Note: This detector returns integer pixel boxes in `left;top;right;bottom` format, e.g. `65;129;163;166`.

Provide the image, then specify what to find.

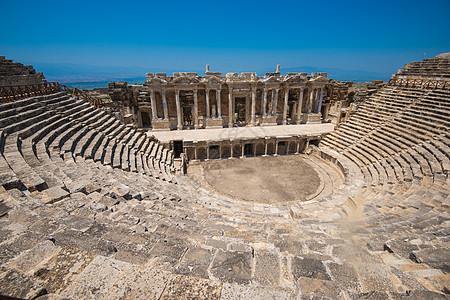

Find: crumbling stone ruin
0;56;45;87
0;54;449;299
109;66;331;130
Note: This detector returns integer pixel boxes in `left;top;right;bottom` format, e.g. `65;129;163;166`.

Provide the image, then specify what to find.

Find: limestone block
161;275;222;299
174;246;214;279
105;265;171;299
40;186;69;204
253;251;280;286
291;256;331;281
7;240;60;274
210;249;252;285
410;248;450;273
110;184;131;199
33;246;95;294
0;268;47;299
220;283;294;299
60;255;130;299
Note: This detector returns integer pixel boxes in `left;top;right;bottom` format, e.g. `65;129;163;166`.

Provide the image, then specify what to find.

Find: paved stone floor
149;124;335;142
188;155;343;204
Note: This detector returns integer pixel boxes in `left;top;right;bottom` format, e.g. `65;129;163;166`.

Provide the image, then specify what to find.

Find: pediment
147;77;167;84
285;74;307;83
311;75;329;82
206;75;223;84
263;76;280;83
172;76;199;84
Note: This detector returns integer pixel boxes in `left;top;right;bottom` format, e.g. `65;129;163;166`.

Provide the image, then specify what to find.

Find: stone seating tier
1;56;450;297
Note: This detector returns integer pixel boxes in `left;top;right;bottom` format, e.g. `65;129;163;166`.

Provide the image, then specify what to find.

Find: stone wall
0;56;46;87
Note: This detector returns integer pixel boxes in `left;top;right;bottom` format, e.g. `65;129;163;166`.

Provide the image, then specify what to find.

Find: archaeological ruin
108;65;331;130
0;53;449;299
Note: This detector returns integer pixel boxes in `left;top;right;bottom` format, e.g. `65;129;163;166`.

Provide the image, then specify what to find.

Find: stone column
314;89;320;113
309;88;315;113
317;88;324;115
275;141;279;155
241;143;245;158
296;88;304;123
251;88;256;125
337;101;343;124
228;88;233;128
193;88;199;129
264;141;268;156
194;146;198;160
268;90;273;114
263;88;268;116
162;89;169;120
216;88;221;117
205;89;210;118
253;143;257;156
282;88;289;125
150;90;157;119
230;143;234;157
273;89;279;115
175;89;182;130
219;143;222;159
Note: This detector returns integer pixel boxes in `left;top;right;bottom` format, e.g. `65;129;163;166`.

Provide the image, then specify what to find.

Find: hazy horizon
2;0;449;87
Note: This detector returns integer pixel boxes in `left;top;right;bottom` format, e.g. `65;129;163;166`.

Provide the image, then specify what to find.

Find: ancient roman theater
0;53;449;299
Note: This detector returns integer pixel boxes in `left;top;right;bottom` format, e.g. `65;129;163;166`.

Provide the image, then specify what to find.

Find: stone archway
266;142;274;155
197;146;207;160
209;145;220;160
288;141;297;154
232;144;241;158
221;145;231;159
255;143;265;156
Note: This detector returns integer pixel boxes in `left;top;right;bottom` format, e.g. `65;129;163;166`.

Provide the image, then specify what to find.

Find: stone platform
149;123;335;143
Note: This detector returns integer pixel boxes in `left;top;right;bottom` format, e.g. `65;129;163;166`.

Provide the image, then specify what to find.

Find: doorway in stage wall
182;105;193;128
181;90;194;129
173;140;183;158
141;111;151;128
235;97;246;125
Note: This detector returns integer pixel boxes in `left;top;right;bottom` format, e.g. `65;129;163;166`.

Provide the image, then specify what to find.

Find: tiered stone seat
317;55;450;297
2;54;450;298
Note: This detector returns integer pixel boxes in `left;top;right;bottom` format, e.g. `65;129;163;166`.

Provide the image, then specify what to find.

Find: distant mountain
29;62;173;83
274;66;390;82
30;62;391;84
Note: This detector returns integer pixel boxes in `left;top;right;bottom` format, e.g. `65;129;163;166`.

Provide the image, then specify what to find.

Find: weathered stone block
33;246;95;293
253;251;280;286
174;246;214;279
210;250;252;285
0;268;47;299
60;255;130;299
161;274;222;299
40;186;69;204
410;248;450;273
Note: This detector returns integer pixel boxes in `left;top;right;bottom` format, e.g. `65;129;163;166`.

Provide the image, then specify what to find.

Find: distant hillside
278;66;389;82
29;62;390;84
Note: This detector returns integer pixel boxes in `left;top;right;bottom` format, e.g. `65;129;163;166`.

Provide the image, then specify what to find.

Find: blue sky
1;0;449;81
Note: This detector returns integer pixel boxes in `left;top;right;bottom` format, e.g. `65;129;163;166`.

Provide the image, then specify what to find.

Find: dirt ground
188;155;321;204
